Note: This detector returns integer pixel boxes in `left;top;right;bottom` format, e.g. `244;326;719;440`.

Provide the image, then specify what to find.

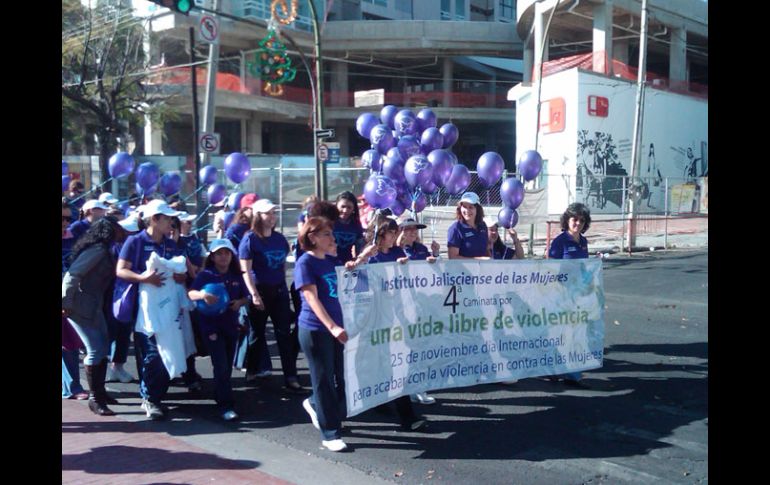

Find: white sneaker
410;393;436;405
321;439;348;452
302;398;321;431
115;366;134;383
222;410;239;421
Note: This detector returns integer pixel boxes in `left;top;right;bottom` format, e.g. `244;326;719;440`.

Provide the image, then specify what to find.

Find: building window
455;0;465;20
441;0;451;19
499;0;514;21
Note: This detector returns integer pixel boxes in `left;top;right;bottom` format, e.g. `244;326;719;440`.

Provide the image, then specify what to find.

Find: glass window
441;0;451;19
455;0;465;18
395;0;411;14
499;0;515;21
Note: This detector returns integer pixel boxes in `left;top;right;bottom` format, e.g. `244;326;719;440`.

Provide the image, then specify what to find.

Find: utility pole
189;27;203;232
308;0;327;200
626;0;649;251
201;0;220;165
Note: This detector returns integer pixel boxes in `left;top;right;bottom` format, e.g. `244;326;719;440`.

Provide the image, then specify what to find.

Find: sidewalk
62;399;293;485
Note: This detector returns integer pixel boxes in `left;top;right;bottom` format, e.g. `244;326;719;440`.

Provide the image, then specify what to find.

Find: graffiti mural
576;130;628;210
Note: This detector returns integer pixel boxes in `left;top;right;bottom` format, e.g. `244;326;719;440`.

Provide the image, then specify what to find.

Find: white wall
512;68;708;215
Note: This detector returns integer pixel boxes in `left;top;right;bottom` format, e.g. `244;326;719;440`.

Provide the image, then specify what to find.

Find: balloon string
192;204;213;226
70;176;115;203
193;222;213;234
183;184;207;202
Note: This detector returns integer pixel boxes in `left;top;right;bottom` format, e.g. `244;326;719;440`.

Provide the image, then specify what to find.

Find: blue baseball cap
460;192;480;205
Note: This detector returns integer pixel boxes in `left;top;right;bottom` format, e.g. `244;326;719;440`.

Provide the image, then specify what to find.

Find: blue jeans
234;308;272;372
107;316;132;365
134;332;171;404
62;350;85;398
204;333;237;411
298;326;345;441
67;318;109;366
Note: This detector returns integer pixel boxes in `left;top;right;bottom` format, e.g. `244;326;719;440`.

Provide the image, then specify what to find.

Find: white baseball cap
141;199;182;218
118;214;140;232
82;199;109;212
207;238;237;256
252;199;278;213
398;218;427;230
98;192;119;205
176;211;197;222
459;192;480;205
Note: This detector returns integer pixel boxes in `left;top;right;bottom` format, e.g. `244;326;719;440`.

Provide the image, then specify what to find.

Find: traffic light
146;0;193;15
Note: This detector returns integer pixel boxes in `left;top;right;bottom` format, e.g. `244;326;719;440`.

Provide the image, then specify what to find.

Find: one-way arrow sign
315;128;335;139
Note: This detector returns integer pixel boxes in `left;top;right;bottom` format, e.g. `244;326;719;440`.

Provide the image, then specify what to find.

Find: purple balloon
62;175;71;192
446;164;471;196
224;152;251;184
364;175;398;209
382;153;406;184
421;128;445;154
408;191;428;213
207;183;227;205
199;165;218;185
389;197;406;217
404;155;434;190
136;162;160;191
427;149;453;188
421;179;438;195
62;161;69;176
440;123;459;148
476;152;504;188
356;113;379;139
380;105;399;130
362;149;382;172
447;150;458;166
497;207;519;229
136;182;156;196
223;211;236;230
108;152;135;179
397;135;421;160
518;150;544;182
369;124;394;154
227;192;245;210
416;108;437;132
501;177;525;209
394;109;418;137
159;172;183;196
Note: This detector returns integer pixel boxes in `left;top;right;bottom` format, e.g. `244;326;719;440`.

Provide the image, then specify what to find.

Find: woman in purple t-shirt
294;216;350;452
446;192;490;260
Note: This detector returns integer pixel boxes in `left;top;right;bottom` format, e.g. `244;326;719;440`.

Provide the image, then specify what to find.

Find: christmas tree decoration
248;28;297;97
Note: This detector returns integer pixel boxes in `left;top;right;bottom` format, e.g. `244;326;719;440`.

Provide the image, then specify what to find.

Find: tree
62;0;174;177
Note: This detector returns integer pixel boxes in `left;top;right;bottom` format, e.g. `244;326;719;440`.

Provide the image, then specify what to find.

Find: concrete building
508;0;708;216
140;0;526;170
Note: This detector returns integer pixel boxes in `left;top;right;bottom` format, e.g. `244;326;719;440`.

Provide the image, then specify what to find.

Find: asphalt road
101;249;708;484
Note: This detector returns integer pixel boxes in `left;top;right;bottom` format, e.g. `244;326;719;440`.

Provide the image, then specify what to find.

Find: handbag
111;236;144;323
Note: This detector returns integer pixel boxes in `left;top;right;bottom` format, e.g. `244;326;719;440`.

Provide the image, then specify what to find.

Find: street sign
317;142;340;164
315;128;335;139
199;132;221;154
198;15;219;44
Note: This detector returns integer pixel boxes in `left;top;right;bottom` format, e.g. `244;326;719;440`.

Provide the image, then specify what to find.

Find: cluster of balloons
199;152;252;205
494;150;544;228
357;106;473;216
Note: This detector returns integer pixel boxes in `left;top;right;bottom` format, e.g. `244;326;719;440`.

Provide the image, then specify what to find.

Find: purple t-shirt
68;219;91;242
447;221;489;258
293;252;343;331
333;219;364;264
238;231;289;286
191;268;247;337
118;230;180;274
548;231;589;259
368;246;407;264
225;223;250;249
403;242;431;261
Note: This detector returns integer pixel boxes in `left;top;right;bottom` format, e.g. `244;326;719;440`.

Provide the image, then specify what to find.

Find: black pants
246;283;298;382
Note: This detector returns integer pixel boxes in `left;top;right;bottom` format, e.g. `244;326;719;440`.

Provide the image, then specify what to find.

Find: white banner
337;258;605;416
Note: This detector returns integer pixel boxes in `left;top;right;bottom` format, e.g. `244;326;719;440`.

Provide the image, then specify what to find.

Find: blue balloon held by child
196;282;230;316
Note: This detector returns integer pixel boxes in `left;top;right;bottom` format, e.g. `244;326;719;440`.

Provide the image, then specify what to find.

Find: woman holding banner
294;216;350;452
547;202;593;388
